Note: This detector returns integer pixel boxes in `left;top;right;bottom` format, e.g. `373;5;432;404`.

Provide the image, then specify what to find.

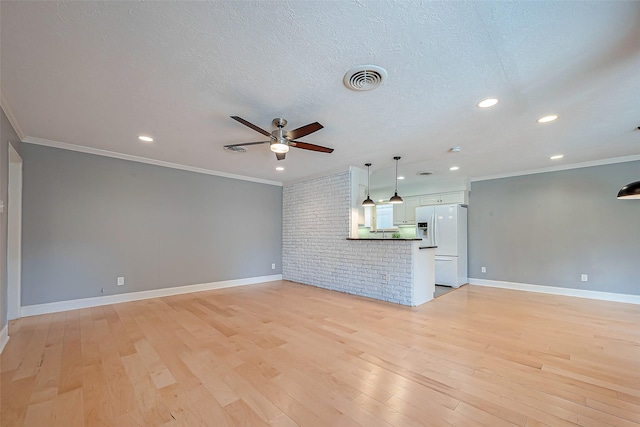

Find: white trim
0;89;27;141
20;274;283;317
469;278;640;305
0;325;9;355
22;136;283;187
470;154;640;182
7;145;22;320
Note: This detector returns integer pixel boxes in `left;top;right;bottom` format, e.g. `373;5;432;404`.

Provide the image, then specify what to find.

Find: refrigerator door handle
432;210;437;247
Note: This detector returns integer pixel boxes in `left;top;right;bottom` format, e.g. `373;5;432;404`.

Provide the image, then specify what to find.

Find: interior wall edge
0;324;8;355
0;90;26;141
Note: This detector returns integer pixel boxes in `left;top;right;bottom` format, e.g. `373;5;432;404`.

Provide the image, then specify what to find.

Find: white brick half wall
283;170;416;305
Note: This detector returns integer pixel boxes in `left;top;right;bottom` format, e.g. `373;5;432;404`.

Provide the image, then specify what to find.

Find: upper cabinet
419;191;467;206
394;196;420;225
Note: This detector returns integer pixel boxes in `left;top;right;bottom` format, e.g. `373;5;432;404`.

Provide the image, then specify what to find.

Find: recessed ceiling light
449;166;460;171
275;166;284;171
537;115;558;123
378;199;385;203
477;98;498;108
138;135;153;142
397;176;405;180
550;154;564;160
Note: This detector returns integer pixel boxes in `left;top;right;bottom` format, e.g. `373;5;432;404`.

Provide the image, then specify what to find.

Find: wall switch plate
271;263;276;270
117;276;125;286
581;274;588;282
0;200;4;213
481;267;486;273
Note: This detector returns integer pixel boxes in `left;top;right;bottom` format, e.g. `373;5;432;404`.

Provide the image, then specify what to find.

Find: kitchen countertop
346;238;423;241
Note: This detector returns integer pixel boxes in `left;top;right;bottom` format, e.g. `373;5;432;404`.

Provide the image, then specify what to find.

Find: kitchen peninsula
346;238;436;306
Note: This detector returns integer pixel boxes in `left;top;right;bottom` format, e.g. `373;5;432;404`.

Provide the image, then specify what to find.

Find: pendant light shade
389;156;404;204
617;181;640;199
362;163;376;206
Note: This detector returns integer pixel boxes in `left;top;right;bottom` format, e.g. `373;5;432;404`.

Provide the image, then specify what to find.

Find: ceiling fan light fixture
270;141;289;153
617;181;640;199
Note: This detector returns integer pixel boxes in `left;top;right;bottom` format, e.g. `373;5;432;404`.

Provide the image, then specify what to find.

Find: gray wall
469;161;640;295
1;107;22;329
21;144;282;306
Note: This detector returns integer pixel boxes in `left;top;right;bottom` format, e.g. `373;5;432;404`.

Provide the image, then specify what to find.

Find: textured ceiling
1;1;639;190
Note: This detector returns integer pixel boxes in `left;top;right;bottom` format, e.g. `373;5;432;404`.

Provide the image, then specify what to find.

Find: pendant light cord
394;158;398;193
367;163;371;197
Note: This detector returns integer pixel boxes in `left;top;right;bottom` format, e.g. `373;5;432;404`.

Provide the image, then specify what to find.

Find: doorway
7;144;22;320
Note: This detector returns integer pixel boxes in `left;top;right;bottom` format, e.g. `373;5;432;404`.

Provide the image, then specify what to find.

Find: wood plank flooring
1;281;639;426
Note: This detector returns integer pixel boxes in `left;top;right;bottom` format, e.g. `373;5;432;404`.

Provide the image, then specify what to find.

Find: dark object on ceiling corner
617;181;640;199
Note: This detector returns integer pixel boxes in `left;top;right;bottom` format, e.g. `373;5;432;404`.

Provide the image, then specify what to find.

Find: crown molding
23;136;283;187
0;89;27;141
471;154;640;182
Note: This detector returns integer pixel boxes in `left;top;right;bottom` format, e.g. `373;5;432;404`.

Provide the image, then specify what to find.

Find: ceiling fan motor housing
272;118;287;128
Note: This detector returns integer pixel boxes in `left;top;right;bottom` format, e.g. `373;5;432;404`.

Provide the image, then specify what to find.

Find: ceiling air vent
343;65;387;91
224;145;248;153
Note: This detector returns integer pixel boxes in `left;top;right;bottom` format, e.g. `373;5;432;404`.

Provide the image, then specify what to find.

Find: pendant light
362;163;375;206
617;181;640;199
389;156;404;204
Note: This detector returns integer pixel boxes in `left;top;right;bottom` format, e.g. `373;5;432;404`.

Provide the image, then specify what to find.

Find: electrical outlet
117;276;125;286
272;263;276;270
382;273;389;282
581;274;588;282
481;267;486;273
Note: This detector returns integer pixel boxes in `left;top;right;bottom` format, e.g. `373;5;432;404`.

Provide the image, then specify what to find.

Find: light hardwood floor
1;281;639;426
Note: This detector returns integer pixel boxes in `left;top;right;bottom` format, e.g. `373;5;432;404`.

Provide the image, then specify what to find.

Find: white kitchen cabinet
394;196;419;225
419;191;467;206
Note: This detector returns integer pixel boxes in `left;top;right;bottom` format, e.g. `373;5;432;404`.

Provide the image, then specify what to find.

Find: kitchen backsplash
357;225;417;239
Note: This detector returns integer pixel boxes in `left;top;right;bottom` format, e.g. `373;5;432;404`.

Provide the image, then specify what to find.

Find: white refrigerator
415;204;468;288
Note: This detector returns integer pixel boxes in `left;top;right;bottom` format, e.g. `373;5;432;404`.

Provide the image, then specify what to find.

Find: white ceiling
1;1;639;190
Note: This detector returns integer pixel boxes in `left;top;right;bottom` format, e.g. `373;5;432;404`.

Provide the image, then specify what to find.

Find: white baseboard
0;324;9;355
20;274;283;317
469;278;640;305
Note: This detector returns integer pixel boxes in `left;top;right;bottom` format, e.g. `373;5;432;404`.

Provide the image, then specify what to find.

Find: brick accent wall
283;170;414;305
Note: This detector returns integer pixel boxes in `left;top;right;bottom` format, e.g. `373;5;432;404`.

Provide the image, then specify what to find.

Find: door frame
7;144;22;320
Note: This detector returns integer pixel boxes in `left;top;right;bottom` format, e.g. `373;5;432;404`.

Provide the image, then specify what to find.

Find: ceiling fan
224;116;334;161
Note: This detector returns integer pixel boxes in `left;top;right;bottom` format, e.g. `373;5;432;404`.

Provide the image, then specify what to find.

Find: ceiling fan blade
224;141;270;148
230;116;272;137
275;152;286;161
286;122;323;140
290;141;334;153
